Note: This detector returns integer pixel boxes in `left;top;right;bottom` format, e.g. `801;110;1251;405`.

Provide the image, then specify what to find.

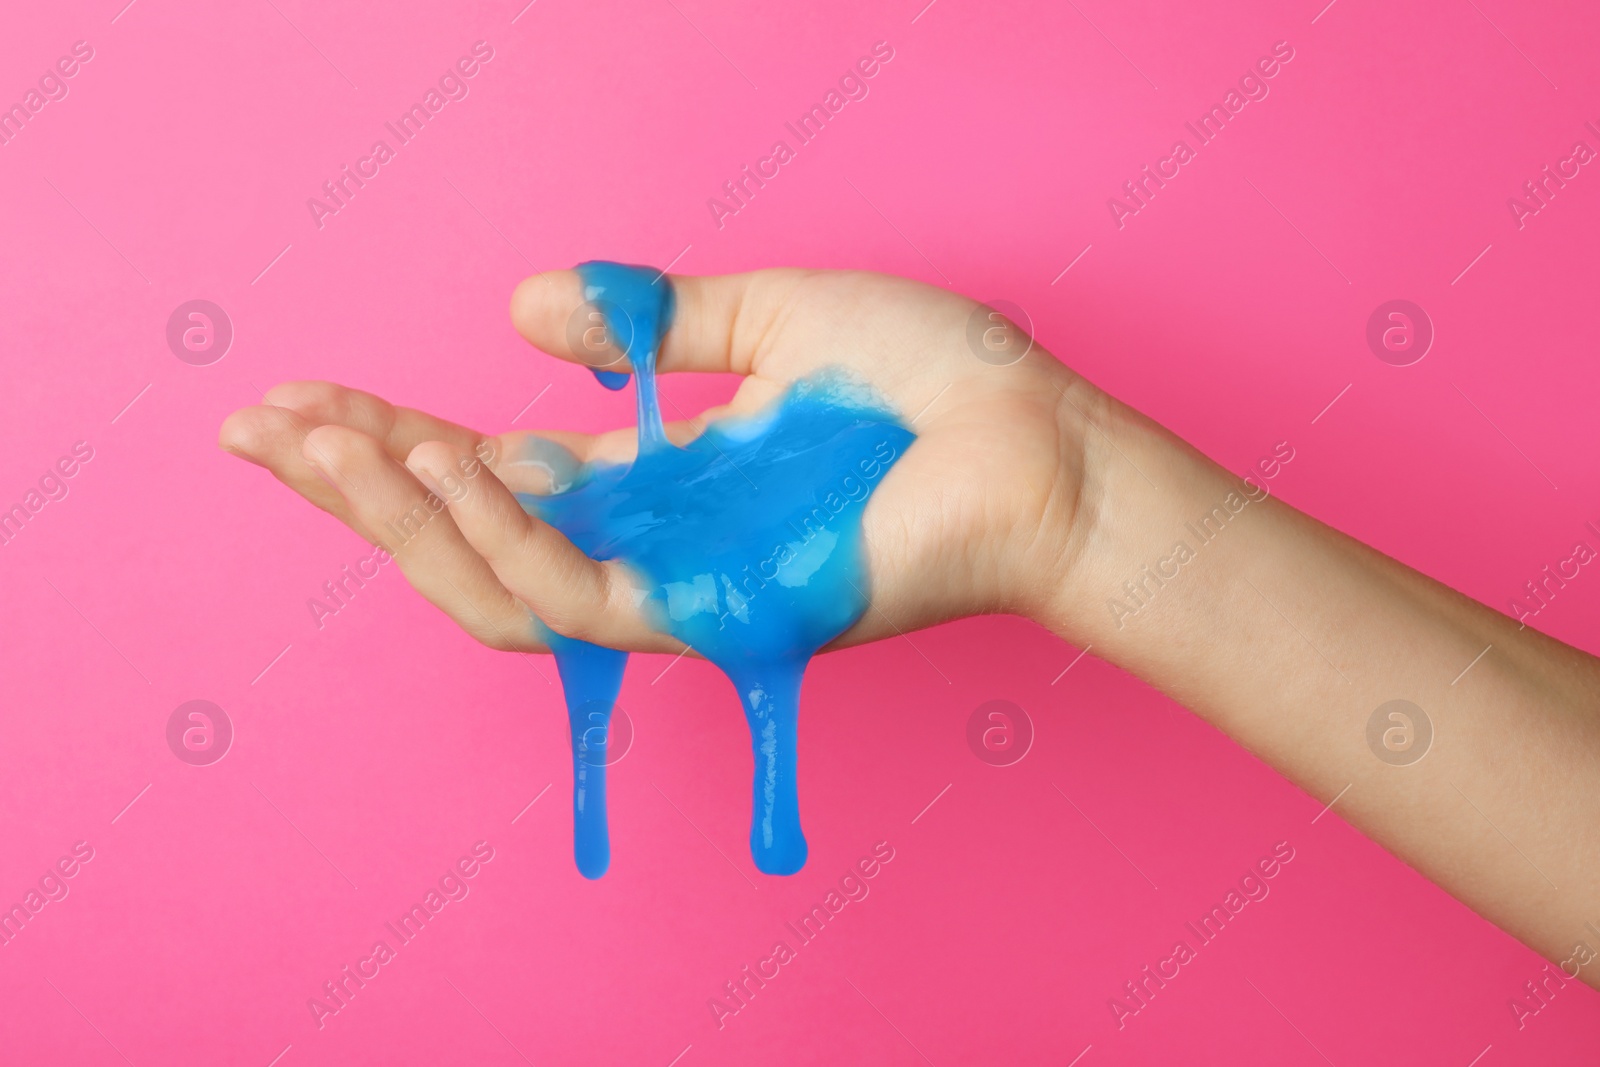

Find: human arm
1043;377;1600;986
218;266;1600;982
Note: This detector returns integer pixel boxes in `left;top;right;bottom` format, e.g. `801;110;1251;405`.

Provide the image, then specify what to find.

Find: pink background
2;0;1598;1062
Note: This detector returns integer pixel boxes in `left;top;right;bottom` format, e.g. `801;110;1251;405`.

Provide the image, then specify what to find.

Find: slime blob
520;262;913;877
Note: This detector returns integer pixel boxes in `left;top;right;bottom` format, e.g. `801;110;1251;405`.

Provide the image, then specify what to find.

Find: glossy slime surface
518;261;913;878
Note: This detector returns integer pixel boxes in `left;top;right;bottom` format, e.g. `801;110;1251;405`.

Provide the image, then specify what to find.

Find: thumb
509;267;802;378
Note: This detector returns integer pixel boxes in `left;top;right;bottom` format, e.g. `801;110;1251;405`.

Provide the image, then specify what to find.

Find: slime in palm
519;261;913;878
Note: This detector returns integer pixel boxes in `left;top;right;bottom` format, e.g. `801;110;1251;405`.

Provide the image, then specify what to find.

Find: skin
221;267;1600;989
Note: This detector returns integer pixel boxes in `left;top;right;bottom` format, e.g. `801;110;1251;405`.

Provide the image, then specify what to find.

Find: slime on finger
518;261;914;878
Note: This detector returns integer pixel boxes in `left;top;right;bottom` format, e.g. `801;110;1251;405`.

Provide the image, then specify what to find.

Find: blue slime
519;261;914;879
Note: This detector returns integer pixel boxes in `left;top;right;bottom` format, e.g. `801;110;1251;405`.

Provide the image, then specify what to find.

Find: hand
218;268;1098;655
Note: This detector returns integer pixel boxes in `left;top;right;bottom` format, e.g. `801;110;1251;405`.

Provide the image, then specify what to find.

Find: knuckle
475;627;521;653
323;432;383;472
270;380;349;422
541;608;591;644
478;516;537;570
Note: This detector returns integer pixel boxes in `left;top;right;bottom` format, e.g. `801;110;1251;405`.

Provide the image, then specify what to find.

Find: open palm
219;268;1090;656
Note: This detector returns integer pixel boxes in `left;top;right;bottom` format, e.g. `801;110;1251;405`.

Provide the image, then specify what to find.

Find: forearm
1046;380;1600;985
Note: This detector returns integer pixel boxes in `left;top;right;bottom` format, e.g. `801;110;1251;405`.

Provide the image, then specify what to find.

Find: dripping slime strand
519;261;914;878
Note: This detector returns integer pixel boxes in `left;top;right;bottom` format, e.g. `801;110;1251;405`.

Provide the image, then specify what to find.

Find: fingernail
410;465;445;498
506;437;582;493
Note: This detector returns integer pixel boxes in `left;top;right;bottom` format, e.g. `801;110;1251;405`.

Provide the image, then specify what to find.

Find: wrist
1036;381;1246;651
